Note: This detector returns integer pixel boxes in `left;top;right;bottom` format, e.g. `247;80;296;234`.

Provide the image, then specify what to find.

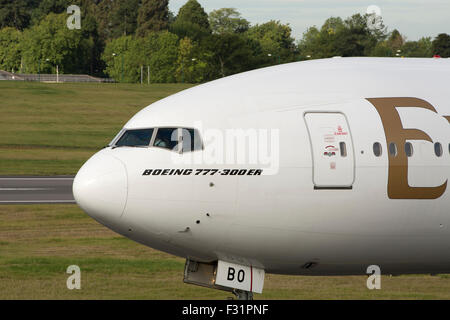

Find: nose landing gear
183;259;263;300
233;289;254;300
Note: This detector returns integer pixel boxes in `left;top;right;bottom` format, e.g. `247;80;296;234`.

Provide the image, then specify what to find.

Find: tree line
0;0;449;83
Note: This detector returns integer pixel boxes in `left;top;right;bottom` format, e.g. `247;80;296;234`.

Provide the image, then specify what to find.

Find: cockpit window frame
180;127;204;153
151;127;182;153
149;129;157;147
112;126;204;154
114;128;155;148
109;128;126;147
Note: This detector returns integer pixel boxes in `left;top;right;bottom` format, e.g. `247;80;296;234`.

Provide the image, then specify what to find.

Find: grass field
1;81;450;299
0;81;193;175
2;204;450;300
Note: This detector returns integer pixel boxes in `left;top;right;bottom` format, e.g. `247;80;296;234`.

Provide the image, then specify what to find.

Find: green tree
336;14;386;57
298;14;387;59
96;0;141;39
0;27;22;72
209;8;249;34
312;17;346;58
369;29;405;57
176;37;209;83
21;13;94;74
103;31;179;83
205;34;256;78
247;20;295;63
102;35;136;82
387;29;405;51
432;33;450;57
31;0;71;24
112;0;140;37
136;0;169;37
30;0;106;75
370;41;392;57
81;12;105;76
402;37;432;57
168;10;176;25
0;0;39;30
145;31;179;82
32;1;104;74
170;0;211;40
297;26;321;59
92;0;112;40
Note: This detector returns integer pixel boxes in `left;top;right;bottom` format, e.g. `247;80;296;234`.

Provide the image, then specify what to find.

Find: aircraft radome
73;57;450;300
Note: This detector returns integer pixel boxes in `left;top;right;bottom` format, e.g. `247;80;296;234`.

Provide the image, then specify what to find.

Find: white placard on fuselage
215;260;265;294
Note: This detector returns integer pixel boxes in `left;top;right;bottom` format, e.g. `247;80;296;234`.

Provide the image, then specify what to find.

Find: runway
0;176;75;204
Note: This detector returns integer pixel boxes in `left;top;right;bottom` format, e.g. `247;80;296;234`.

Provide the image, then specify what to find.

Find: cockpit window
115;129;154;147
113;127;203;152
181;128;203;152
153;128;179;151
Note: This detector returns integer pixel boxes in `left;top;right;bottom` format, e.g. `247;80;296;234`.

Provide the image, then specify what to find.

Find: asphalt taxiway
0;176;75;204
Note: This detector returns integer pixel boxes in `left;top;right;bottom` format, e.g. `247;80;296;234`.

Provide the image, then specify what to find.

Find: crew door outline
304;112;356;189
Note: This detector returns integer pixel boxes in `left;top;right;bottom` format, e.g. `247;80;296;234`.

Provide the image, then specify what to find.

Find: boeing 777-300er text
73;57;450;299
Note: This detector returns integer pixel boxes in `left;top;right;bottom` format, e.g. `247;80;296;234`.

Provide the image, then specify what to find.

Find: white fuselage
73;57;450;276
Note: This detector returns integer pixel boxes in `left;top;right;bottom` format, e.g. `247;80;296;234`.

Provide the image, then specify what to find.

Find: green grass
0;204;227;299
1;205;450;299
0;81;193;175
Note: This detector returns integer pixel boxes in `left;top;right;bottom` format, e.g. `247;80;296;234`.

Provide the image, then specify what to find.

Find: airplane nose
73;153;128;223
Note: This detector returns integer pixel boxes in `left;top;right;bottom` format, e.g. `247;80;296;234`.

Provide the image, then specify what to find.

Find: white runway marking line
0;200;75;203
0;178;74;180
0;188;54;191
